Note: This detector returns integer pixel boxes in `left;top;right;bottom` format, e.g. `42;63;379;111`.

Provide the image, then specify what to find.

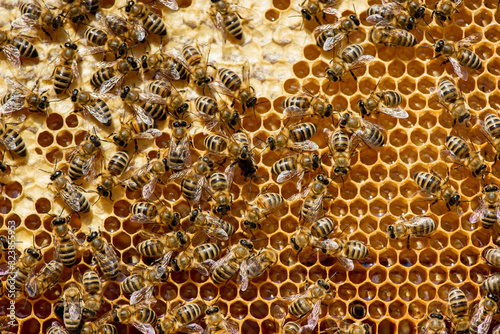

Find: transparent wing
60;186;82;212
72;59;80;80
130;213;157;225
323;33;346;51
284;105;309;118
336;255;354;271
288;187;310;202
3;45;21;69
440;149;462;165
50;321;70;334
379;105;408;119
142;177;158;199
159;0;178;10
322;7;341;17
139;93;167;105
132;104;154;126
290;140;319;151
238;260;249;292
352;55;375;66
83;155;97;181
449;57;468;82
470;303;487;334
132;321;156;334
469;201;488;225
204;225;229;241
85;103;110;125
459;33;481;46
215;12;225;31
69;302;81;320
0;92;25;114
98;74;123;94
78;46;106;57
183;323;204;333
25;275;38;297
130;285;154;305
223;319;240;334
193;262;210;276
224;163;235;187
277;170;302;184
304;195;324;223
134;24;147;43
11;13;38;29
211;249;233;272
366;14;386;25
134;129;162;139
307;301;321;329
272;305;286;319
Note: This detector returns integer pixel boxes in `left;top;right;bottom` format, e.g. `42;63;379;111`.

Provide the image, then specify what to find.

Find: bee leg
316;15;322;25
41;27;52;40
407;235;411;249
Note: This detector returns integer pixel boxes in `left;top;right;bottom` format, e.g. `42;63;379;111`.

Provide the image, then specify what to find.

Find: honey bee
71;88;112;126
386;215;437;249
170;243;222;276
166;119;192;172
81;313;118;334
299;0;341;24
348;301;367;319
130;201;180;230
96;151;130;200
288;279;333;325
25;259;63;298
112;114;162;150
141;49;189;82
136;230;190;262
290;216;337;255
81;269;103;319
50;212;78;267
432;35;483;82
99;12;147;44
211;239;254;285
366;4;416;30
238;247;278;291
46;321;71;334
57;0;93;25
481;113;500;161
49;169;91;213
156;302;203;334
482;274;500;293
0;76;50;115
120;85;167;123
90;57;140;94
204;304;240;334
121;256;170;305
368;26;417;47
61;282;83;332
357;88;407;119
267;121;318;152
195;95;241;134
283;92;333;119
82;24;128;61
288;174;331;223
447;287;470;334
3;240;44;299
68;133;102;181
0;114;27;157
324;44;374;82
441;136;488;178
215;60;258;112
272;153;321;190
469;293;499;334
338;110;385;149
242;192;285;230
393;0;427;19
324;128;356;178
179;156;214;204
86;230;120;280
333;321;372;334
125;1;168;36
188;209;235;240
13;1;63;38
111;302;157;334
207;171;233;216
319;238;368;271
49;41;79;95
412;171;461;210
314;13;360;51
210;0;253;41
430;78;470;125
432;0;463;23
485;248;500;268
124;158;169;199
471;184;500;229
0;30;38;69
182;44;215;89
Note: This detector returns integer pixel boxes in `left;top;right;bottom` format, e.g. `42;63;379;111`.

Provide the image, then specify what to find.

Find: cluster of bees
0;0;499;333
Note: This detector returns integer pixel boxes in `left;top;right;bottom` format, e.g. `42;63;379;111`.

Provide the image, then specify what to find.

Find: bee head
206;306;219;314
50;170;62;181
51;217;68;227
267;136;276;150
87;231;98;242
324;104;333;117
120;86;131;99
339;112;350;128
488;293;500;302
387;226;396;239
434;40;444;53
484;184;499;193
350;15;360;26
317;174;329;185
429;313;443;319
27;247;42;259
246;97;257;109
189;210;199;221
317;279;330;290
96;185;109;197
290;237;300;250
458;112;470;124
312;154;320;169
325;69;339;82
113;135;126;147
71;89;79;102
333;167;349;176
240;239;254;250
89;135;101;147
177;231;187;244
301;9;312;21
125;1;135;12
407;17;416;30
172;213;180;226
357;99;367;116
449;194;460;207
171;258;180;271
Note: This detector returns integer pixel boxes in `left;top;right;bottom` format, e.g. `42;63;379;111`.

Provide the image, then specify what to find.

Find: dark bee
82;25;128;61
324;44;374;82
50;213;78;267
442;136;488;178
469;184;500;229
271;153;321;190
299;0;341;24
431;79;470;125
14;1;63;38
179;156;214;204
125;1;167;36
413;171;460;210
283;92;333;118
366;4;416;30
433;0;463;23
90;57;140;94
71;88;112;126
314;13;360;51
25;259;63;298
96;151;130;200
0;30;38;69
100;12;147;44
156;302;203;334
52;42;79;94
210;0;250;40
120;85;167;122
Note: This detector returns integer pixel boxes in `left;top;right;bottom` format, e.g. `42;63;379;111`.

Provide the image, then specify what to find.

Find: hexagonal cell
450;266;468;284
379;249;397;267
388;266;407;284
369;300;387;319
409;266;427;284
378;283;396;301
408;300;426;320
470;264;490;284
388;300;406;319
460;247;480;266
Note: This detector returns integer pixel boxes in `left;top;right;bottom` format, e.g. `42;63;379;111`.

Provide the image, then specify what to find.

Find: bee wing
83;156;98;181
366;14;386;25
78;46;106;57
492;324;500;334
69;302;82;320
3;45;21;69
459;33;482;46
316;238;341;251
238;260;249;292
134;129;162;139
183;323;204;333
142;177;158;199
351;55;375;67
0;92;25;114
203;119;222;136
222;319;240;334
449;57;468;82
323;33;346;51
224;163;235;187
469;200;488;225
284;105;309;118
305;195;324;223
192;262;210;276
85;103;110;125
25;274;38;297
440;149;462;165
134;24;147;43
379;105;408;119
206;216;230;240
277;170;302;184
130;213;157;224
132;321;156;334
72;59;80;80
313;23;336;36
169;167;192;182
211;81;237;98
306;301;321;329
60;184;82;212
98;74;124;95
11;13;38;29
288;187;310;202
0;133;22;151
290;140;319;151
336;254;355;271
132;104;154;126
271;305;286;320
130;286;154;305
139;93;167;105
471;303;492;334
215;12;226;32
50;321;70;334
322;7;342;18
159;0;178;10
210;250;233;272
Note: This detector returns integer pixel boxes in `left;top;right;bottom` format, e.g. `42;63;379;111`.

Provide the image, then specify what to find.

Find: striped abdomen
378;90;403;107
137;239;165;257
194;243;221;262
344;240;368;259
410;217;437;237
84;27;108;46
219;68;242;91
181;175;201;200
54;65;73;94
289;123;317;143
212;259;239;284
438;80;459;103
58;237;77;267
413;172;441;192
2;128;27;156
283;96;310;110
392;30;417;47
121;274;145;294
223;12;243;39
481;207;499;229
195;96;218;115
90;67;115;88
175;303;203;325
142;11;167;36
311;217;336;238
271;156;297;175
142;101;166;120
445;136;469;160
340;44;364;63
457;49;482;70
289;298;312;316
12;37;38;58
182;46;201;66
131;202;157;218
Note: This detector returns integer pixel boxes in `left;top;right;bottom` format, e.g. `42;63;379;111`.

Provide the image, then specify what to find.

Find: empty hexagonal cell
360;182;377;200
399;249;417;267
438;247;458;267
389;197;408;217
417;283;436;301
259;282;278;300
370;164;388;182
389;129;408;147
409;267;427;284
349;199;367;218
450;265;468;284
460;247;480;266
419;248;438;267
265;9;279;21
470;264;490;284
408;300;426;320
430;232;448;250
388;266;407;284
379;249;397;267
357;281;377;301
340;181;358;200
471;230;490;248
269;265;288;283
337;283;357;300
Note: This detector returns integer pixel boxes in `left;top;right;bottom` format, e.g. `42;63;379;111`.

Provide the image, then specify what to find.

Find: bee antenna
426;30;436;44
38;168;52;174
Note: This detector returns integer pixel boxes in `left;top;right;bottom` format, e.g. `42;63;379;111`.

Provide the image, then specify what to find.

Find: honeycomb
1;0;500;332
